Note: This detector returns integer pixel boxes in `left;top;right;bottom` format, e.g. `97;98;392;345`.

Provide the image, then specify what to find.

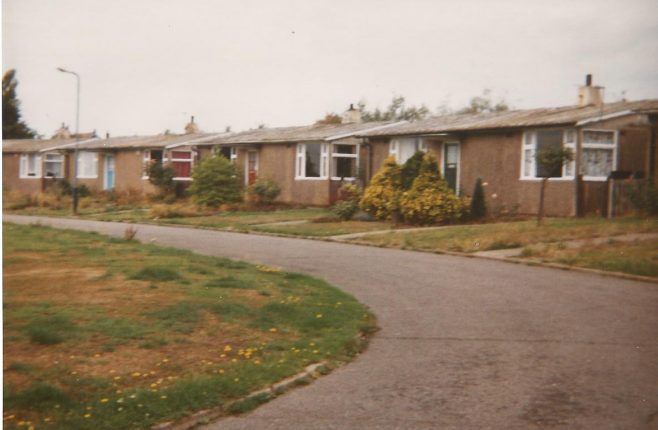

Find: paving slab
5;215;658;430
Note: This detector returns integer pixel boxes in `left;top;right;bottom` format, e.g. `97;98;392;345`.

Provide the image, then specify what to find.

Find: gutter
575;109;633;126
165;133;230;149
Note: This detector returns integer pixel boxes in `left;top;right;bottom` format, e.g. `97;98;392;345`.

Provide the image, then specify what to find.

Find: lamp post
57;67;80;214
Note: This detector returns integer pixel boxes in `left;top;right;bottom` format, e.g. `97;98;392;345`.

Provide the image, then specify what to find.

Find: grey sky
3;0;658;137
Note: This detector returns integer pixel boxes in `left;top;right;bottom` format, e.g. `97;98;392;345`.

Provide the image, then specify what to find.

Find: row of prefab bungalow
3;81;658;217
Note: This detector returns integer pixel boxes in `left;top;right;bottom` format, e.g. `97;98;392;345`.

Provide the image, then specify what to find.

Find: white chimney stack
578;74;604;107
341;104;362;124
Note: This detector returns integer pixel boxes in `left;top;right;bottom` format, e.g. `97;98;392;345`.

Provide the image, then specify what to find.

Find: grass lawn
2;223;375;430
519;238;658;278
348;217;658;253
251;220;395;237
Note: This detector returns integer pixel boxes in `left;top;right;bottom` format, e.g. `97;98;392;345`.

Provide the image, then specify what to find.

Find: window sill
173;177;192;181
519;177;575;182
19;176;41;179
581;176;609;182
295;177;328;181
330;177;356;181
77;176;98;179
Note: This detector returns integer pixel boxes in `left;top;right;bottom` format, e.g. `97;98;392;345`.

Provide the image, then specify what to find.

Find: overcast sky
3;0;658;137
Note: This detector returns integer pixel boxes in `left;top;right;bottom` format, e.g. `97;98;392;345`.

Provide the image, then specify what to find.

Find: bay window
296;143;328;179
331;144;358;180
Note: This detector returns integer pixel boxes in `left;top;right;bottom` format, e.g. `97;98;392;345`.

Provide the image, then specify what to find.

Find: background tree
457;89;510;114
535;147;573;225
3;69;38;139
400;150;425;190
315;113;342;125
358;96;430;122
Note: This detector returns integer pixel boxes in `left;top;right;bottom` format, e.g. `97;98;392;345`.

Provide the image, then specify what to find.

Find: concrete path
5;215;658;430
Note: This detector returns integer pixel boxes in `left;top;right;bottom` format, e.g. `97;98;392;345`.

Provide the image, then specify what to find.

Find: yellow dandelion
269;328;278;333
254;360;261;365
132;372;141;377
113;376;121;380
162;358;169;363
220;353;226;358
219;369;225;374
160;395;167;399
234;378;240;382
231;358;237;363
4;415;15;421
43;417;51;422
316;314;323;318
100;398;109;403
84;413;91;418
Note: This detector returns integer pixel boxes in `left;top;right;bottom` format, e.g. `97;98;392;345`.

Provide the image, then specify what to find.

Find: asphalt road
5;215;658;429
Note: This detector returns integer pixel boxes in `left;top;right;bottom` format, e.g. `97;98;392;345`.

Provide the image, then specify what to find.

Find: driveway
5;215;658;429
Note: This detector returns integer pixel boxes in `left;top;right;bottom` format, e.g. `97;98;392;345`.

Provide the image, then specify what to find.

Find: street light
57;67;80;214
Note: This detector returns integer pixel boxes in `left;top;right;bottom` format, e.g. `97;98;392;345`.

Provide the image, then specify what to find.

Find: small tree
399;153;462;224
400;150;425;190
536;147;573;225
147;162;176;198
332;184;361;220
470;178;487;220
188;155;243;207
360;155;402;220
3;69;38;139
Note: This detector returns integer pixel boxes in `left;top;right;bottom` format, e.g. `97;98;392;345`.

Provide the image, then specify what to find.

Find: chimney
106;132;110;139
578;74;604;107
184;115;200;134
341;103;362;124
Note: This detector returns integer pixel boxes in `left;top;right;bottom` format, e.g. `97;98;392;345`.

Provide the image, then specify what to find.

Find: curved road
6;215;658;429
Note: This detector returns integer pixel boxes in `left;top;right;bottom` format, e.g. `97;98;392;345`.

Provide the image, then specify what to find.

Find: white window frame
389;137;427;164
43;152;64;178
440;142;461;196
77;151;98;179
295;143;328;180
520;129;576;181
215;146;237;163
331;143;359;181
580;129;617;182
169;150;194;181
19;153;42;179
142;149;167;179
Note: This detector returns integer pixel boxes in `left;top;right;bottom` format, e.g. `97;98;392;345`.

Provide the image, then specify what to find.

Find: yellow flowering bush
360;156;402;220
399;153;462;224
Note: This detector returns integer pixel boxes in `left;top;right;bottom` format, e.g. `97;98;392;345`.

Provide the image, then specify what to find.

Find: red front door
247;151;258;185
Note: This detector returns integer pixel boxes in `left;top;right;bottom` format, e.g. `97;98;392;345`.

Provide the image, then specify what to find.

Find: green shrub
188;155;243;207
147;162;176;197
248;179;281;205
399;153;462;224
628;182;658;216
332;184;361;220
400;150;425;190
360;156;402;220
470;177;487;220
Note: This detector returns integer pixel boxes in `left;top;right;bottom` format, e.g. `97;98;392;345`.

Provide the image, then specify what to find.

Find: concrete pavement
5;215;658;429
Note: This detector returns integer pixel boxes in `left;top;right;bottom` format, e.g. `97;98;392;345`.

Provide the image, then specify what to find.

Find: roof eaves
38;137;101;152
165;133;229;149
326;121;408;141
575;109;634;126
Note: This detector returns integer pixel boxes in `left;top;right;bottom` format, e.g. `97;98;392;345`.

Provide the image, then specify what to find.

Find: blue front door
104;155;115;190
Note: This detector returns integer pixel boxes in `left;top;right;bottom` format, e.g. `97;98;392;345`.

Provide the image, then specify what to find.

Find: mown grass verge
3;223;376;429
349;217;658;253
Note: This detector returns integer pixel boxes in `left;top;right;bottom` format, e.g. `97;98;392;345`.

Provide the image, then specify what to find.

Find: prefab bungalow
190;113;402;206
2;132;228;195
357;84;658;217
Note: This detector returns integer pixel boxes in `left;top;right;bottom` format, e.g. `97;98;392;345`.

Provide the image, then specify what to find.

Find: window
389;137;427;164
521;129;575;179
143;149;164;178
331;144;358;180
216;146;237;162
296;143;328;179
170;150;193;179
77;151;98;178
19;154;42;178
44;153;64;178
580;130;616;180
